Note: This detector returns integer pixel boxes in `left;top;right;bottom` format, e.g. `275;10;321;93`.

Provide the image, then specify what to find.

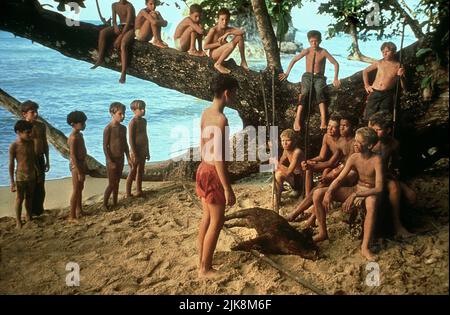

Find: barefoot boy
362;42;405;120
279;30;340;132
21;101;49;217
286;115;357;223
369;112;415;238
173;4;205;56
91;0;136;84
274;129;305;212
197;74;238;277
203;8;249;74
103;102;131;209
313;127;383;261
67;111;88;222
9;120;36;229
301;115;343;194
134;0;168;48
126;100;150;198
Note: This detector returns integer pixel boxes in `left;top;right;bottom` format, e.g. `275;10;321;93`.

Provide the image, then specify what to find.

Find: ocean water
0;29;415;186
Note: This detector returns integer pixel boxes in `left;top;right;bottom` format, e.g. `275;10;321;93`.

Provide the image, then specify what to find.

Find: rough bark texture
0;0;448;180
347;23;378;64
388;0;425;40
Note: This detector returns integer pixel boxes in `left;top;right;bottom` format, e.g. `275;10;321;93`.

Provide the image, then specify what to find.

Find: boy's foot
240;61;249;71
197;50;207;57
198;268;221;279
119;74;126;84
135;191;143;197
361;248;378;261
293;120;301;132
16;221;22;229
394;227;414;239
103;203;110;212
285;212;297;222
313;232;328;243
67;216;79;223
214;63;231;74
151;40;168;49
90;61;103;69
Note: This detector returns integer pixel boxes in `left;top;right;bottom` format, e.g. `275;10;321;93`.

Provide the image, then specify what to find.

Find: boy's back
200;107;227;164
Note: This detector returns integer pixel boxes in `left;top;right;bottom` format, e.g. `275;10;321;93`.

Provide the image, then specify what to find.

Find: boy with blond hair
204;8;249;74
173;4;206;56
21;100;49;217
103;102;131;209
279;30;340;132
9;120;36;229
274;129;305;212
67;111;88;222
126;100;150;197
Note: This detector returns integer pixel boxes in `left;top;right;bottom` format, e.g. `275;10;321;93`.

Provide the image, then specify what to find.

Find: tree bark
388;0;425;40
251;0;282;70
347;22;378;64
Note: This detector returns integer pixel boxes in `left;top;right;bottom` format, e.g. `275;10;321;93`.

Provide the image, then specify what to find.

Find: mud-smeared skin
225;207;318;260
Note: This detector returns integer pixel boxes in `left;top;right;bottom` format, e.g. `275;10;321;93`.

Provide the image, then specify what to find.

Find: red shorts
196;162;226;205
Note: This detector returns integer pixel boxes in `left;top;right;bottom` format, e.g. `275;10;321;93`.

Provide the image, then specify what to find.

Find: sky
39;0;423;36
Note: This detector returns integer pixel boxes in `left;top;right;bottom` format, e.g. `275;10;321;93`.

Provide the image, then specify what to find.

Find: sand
0;166;448;295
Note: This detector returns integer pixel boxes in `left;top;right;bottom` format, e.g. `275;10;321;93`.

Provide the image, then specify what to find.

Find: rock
136;251;151;261
280;41;302;54
425;258;437;264
130;212;143;222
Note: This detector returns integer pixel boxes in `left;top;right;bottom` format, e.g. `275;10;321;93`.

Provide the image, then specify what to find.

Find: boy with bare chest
173;4;205;56
126;100;150;197
134;0;168;48
9;121;36;229
363;42;405;120
103;102;131;209
67;111;88;222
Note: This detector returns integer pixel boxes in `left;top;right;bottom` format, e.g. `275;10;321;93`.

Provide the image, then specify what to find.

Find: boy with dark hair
274;129;305;212
103;102;131;209
67;111;88;222
197;73;238;278
9;120;36;229
362;42;405;120
279;30;341;132
204;8;249;74
126;100;150;198
173;3;206;56
21;100;49;217
369;112;415;238
134;0;168;48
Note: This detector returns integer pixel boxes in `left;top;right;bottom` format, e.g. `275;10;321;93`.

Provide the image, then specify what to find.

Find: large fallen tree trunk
0;0;448;179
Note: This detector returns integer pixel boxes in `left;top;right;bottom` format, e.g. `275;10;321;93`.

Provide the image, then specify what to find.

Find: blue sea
0;28;416;186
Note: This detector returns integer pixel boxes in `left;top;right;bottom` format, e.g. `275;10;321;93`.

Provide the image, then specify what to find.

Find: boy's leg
119;30;135;84
126;162;137;197
211;37;241;74
236;35;248;70
150;21;168;48
318;102;327;131
24;182;34;222
176;27;195;52
103;164;115;209
196;33;206;56
362;195;378;261
286;188;315;221
76;177;85;218
198;198;211;268
305;169;313;195
274;171;286;212
387;179;413;238
399;181;417;205
112;162;124;206
199;202;225;277
293;104;303;132
15;185;25;229
315;77;328;131
136;20;153;41
136;159;145;196
69;169;79;220
91;27;116;68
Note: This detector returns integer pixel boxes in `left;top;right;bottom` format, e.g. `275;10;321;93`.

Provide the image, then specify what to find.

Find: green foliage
416;48;433;58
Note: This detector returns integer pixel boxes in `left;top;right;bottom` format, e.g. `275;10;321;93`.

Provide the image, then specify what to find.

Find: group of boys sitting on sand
9;1;415;278
91;0;249;83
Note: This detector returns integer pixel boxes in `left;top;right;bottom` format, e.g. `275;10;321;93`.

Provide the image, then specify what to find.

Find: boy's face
327;120;339;137
281;136;294;150
371;124;389;139
146;0;155;11
133;108;146;118
382;47;395;60
112;109;125;123
18;129;32;141
23;109;38;122
218;14;230;30
339;119;352;137
190;12;201;23
308;37;320;49
354;133;369;153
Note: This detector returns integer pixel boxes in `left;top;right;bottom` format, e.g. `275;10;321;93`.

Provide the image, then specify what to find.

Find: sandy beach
0;165;448;294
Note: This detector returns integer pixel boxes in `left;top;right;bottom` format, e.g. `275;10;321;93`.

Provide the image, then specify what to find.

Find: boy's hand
10;182;16;193
218;33;229;45
45;161;50;172
114;35;123;49
225;188;236;207
364;85;374;94
319;174;333;185
342;192;356;213
332;79;341;88
301;160;308;171
113;25;120;35
279;73;288;81
323;191;332;212
397;67;405;76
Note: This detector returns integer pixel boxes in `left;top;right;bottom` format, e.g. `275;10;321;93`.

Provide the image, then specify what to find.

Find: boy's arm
123;126;131;163
214;117;235;206
326;154;355;195
128;119;137;156
363;62;378;93
103;126;113;164
279;50;306;81
43;124;50;171
9;143;16;192
324;49;340;88
156;12;168;27
112;3;119;34
204;28;220;50
227;27;245;36
309;149;342;171
145;120;150;160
